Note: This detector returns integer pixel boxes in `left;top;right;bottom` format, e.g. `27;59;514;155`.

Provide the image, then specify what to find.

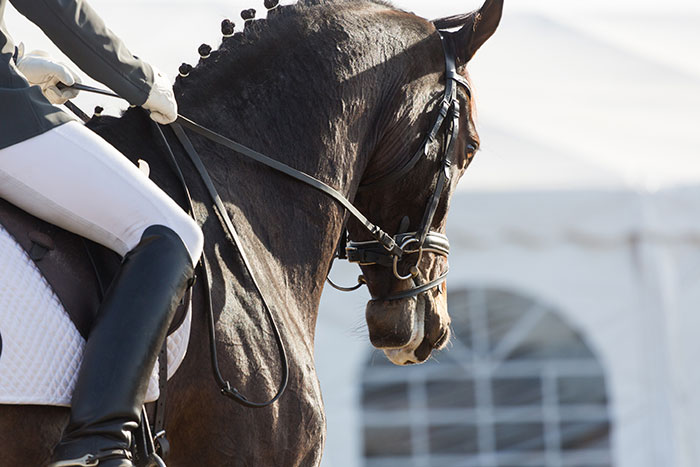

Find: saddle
0;197;189;462
0;198;188;338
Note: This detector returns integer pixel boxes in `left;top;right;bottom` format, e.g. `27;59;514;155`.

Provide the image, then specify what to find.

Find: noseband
333;31;471;302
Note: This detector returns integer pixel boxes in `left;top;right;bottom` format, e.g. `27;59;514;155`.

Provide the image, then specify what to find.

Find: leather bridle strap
357;33;469;192
374;271;448;302
58;83;404;254
415;33;461;246
173;116;404;258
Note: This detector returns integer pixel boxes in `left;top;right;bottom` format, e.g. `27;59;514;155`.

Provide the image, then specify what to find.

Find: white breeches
0;121;203;265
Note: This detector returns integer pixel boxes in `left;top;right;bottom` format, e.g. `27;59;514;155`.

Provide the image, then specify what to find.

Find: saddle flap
0;198;189;339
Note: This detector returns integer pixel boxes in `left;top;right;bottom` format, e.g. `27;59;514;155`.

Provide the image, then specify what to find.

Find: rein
62;84;289;408
61;28;468;407
153;123;289;409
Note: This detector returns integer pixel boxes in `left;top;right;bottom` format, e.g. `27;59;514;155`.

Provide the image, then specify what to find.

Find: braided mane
174;0;405;95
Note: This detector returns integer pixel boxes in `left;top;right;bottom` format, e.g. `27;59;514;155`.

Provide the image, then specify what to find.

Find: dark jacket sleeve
9;0;153;105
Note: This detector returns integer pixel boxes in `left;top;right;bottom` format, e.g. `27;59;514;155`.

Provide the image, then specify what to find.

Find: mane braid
174;0;404;97
298;0;395;7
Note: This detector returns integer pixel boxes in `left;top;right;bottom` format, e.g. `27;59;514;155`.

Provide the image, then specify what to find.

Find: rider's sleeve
9;0;154;106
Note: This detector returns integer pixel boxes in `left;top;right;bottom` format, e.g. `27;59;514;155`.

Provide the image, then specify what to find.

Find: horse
0;0;502;464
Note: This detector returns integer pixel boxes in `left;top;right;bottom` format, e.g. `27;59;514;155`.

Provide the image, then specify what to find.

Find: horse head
347;0;503;365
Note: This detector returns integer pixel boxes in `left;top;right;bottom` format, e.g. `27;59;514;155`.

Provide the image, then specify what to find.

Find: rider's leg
0;121;204;466
0;121;202;263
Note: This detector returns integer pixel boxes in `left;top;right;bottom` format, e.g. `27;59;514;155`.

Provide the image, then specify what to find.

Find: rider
0;0;203;465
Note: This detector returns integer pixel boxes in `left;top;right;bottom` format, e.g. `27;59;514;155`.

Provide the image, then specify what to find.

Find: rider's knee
167;214;203;266
140;210;202;267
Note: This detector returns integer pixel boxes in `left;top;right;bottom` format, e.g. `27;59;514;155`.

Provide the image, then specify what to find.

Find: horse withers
0;0;503;464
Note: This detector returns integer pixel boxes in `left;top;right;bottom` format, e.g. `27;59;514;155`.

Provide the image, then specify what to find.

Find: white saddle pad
0;224;191;406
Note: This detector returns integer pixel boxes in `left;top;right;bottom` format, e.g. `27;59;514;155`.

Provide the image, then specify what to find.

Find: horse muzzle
365;280;450;365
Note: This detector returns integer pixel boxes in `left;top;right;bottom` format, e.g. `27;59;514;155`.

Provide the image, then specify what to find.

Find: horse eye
466;143;479;153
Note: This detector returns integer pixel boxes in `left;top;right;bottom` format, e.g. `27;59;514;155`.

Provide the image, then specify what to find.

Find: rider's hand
142;66;177;124
15;45;81;105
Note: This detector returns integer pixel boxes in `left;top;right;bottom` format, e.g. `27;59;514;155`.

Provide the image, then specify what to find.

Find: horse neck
171;51;390;333
98;3;436;335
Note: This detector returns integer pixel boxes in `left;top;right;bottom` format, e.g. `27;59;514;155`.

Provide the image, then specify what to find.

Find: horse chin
382;305;426;365
366;286;451;366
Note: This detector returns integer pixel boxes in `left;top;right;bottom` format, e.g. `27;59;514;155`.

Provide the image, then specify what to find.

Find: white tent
315;3;700;467
5;1;700;466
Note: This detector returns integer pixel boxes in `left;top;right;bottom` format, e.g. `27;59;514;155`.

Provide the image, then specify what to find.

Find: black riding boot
48;225;194;467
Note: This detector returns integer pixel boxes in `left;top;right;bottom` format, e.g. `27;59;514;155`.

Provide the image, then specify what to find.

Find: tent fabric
462;8;700;192
448;187;700;248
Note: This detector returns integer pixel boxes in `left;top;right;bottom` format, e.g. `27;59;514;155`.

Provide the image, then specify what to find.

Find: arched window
362;288;613;467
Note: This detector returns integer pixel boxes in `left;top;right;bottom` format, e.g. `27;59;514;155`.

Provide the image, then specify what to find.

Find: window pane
364;427;412;457
499;462;545;467
362;382;409;411
362;288;613;467
448;290;476;351
492;378;542;406
427;379;476;408
486;290;537;353
495;451;546;467
428;424;478;454
558;376;608;405
505;314;595;361
366;457;415;467
494;423;545;451
560;421;611;451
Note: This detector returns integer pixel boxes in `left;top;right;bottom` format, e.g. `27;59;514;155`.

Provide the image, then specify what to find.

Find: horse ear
453;0;503;65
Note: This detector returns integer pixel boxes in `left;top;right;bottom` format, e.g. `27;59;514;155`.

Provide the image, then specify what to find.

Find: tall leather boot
48;225;194;467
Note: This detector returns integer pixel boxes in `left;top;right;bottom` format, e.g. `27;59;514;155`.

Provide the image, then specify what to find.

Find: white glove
15;44;81;105
142;66;177;124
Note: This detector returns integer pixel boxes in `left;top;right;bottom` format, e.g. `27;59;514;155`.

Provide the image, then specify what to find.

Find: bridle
332;31;471;301
60;29;470;408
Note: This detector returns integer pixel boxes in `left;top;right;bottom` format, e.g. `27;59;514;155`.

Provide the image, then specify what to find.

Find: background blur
6;1;700;466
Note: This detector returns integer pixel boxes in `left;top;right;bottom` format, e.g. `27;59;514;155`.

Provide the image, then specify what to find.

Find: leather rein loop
61;83;290;408
166;123;289;408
